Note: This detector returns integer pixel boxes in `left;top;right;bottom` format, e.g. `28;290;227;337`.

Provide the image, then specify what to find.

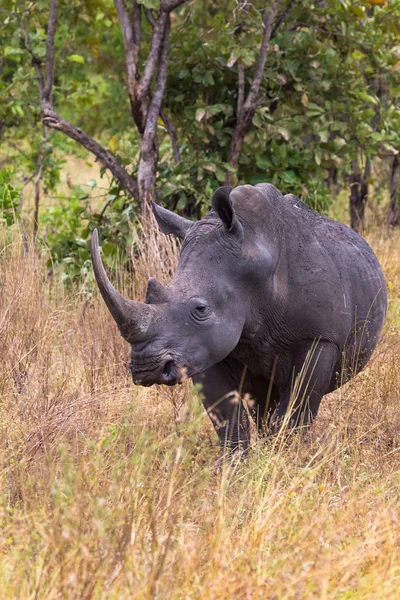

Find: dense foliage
1;0;400;278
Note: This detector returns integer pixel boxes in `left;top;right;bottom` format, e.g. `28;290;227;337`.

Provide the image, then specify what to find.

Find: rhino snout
129;354;183;387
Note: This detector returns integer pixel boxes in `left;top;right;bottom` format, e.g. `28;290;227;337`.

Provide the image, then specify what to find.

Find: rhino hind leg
271;341;339;433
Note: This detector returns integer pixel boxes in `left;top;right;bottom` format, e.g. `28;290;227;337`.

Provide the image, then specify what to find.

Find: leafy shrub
0;167;20;226
39;183;136;288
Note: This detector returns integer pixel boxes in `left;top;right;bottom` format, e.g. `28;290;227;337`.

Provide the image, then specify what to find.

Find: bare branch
43;0;58;103
138;17;171;206
114;0;146;131
225;0;284;184
160;108;180;164
100;196;117;217
42;108;139;198
244;0;282;113
388;154;400;228
142;18;171;146
4;3;140;200
161;0;188;11
144;7;157;27
114;0;140;88
138;12;169;101
270;0;296;39
138;0;189;101
237;63;245;118
132;0;142;48
33;126;50;241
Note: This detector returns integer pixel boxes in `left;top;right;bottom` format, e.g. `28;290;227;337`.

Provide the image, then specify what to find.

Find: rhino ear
212;186;243;240
151;201;192;239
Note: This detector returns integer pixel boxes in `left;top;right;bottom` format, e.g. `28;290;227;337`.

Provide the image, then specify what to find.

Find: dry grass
1;219;400;600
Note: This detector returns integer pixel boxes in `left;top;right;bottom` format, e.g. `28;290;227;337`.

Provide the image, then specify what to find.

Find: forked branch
32;0;139;198
225;0;289;185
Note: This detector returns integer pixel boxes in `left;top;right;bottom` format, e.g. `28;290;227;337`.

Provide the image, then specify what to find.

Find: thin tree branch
160;108;180;164
22;0;139;198
142;18;171;146
161;0;187;11
33;126;49;241
144;7;157;27
270;0;296;39
225;0;283;185
43;0;58;103
42;108;139;198
138;0;189;102
237;63;245;118
114;0;140;89
137;18;171;208
114;0;146;131
132;0;142;48
244;0;282;114
100;196;117;217
138;12;169;101
388;154;399;229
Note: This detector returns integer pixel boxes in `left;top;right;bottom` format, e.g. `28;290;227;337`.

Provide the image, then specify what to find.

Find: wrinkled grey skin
91;184;387;454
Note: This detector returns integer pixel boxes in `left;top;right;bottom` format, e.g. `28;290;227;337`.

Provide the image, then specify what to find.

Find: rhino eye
190;300;211;321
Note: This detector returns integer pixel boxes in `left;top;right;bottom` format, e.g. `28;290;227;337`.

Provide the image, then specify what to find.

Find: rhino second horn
146;277;169;304
91;229;153;342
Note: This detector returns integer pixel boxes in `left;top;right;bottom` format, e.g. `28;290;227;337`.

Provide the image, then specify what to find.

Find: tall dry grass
1;220;400;600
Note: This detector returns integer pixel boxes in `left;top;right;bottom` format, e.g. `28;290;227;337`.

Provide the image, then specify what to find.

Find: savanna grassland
1;217;400;600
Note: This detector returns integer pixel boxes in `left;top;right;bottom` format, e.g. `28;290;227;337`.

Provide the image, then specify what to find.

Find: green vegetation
2;0;400;278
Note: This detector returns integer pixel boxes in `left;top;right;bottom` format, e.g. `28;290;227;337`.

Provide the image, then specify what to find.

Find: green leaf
256;157;270;170
202;72;214;86
252;113;262;128
223;163;237;173
216;167;226;182
67;54;85;64
306;103;325;113
357;91;379;105
177;196;187;210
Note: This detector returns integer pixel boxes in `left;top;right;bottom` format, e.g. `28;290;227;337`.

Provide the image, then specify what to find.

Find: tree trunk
33;128;49;242
326;165;339;200
388;154;399;229
27;0;185;215
137;142;158;214
137;15;171;212
349;158;371;233
224;0;283;186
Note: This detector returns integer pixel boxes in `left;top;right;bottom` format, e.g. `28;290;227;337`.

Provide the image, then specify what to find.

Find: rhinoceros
91;183;387;453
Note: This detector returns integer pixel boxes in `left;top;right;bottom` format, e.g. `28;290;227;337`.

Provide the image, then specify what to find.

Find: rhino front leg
272;341;339;432
192;357;251;456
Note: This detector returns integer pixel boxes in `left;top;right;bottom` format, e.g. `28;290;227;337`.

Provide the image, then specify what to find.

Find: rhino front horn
91;229;153;342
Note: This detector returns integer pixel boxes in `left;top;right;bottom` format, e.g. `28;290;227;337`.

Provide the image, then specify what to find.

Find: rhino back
231;183;387;364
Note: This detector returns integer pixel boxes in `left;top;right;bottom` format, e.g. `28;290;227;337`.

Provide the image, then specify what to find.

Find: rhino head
92;186;255;387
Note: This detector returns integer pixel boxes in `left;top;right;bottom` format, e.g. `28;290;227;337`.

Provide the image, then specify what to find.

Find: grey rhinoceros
91;183;387;453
